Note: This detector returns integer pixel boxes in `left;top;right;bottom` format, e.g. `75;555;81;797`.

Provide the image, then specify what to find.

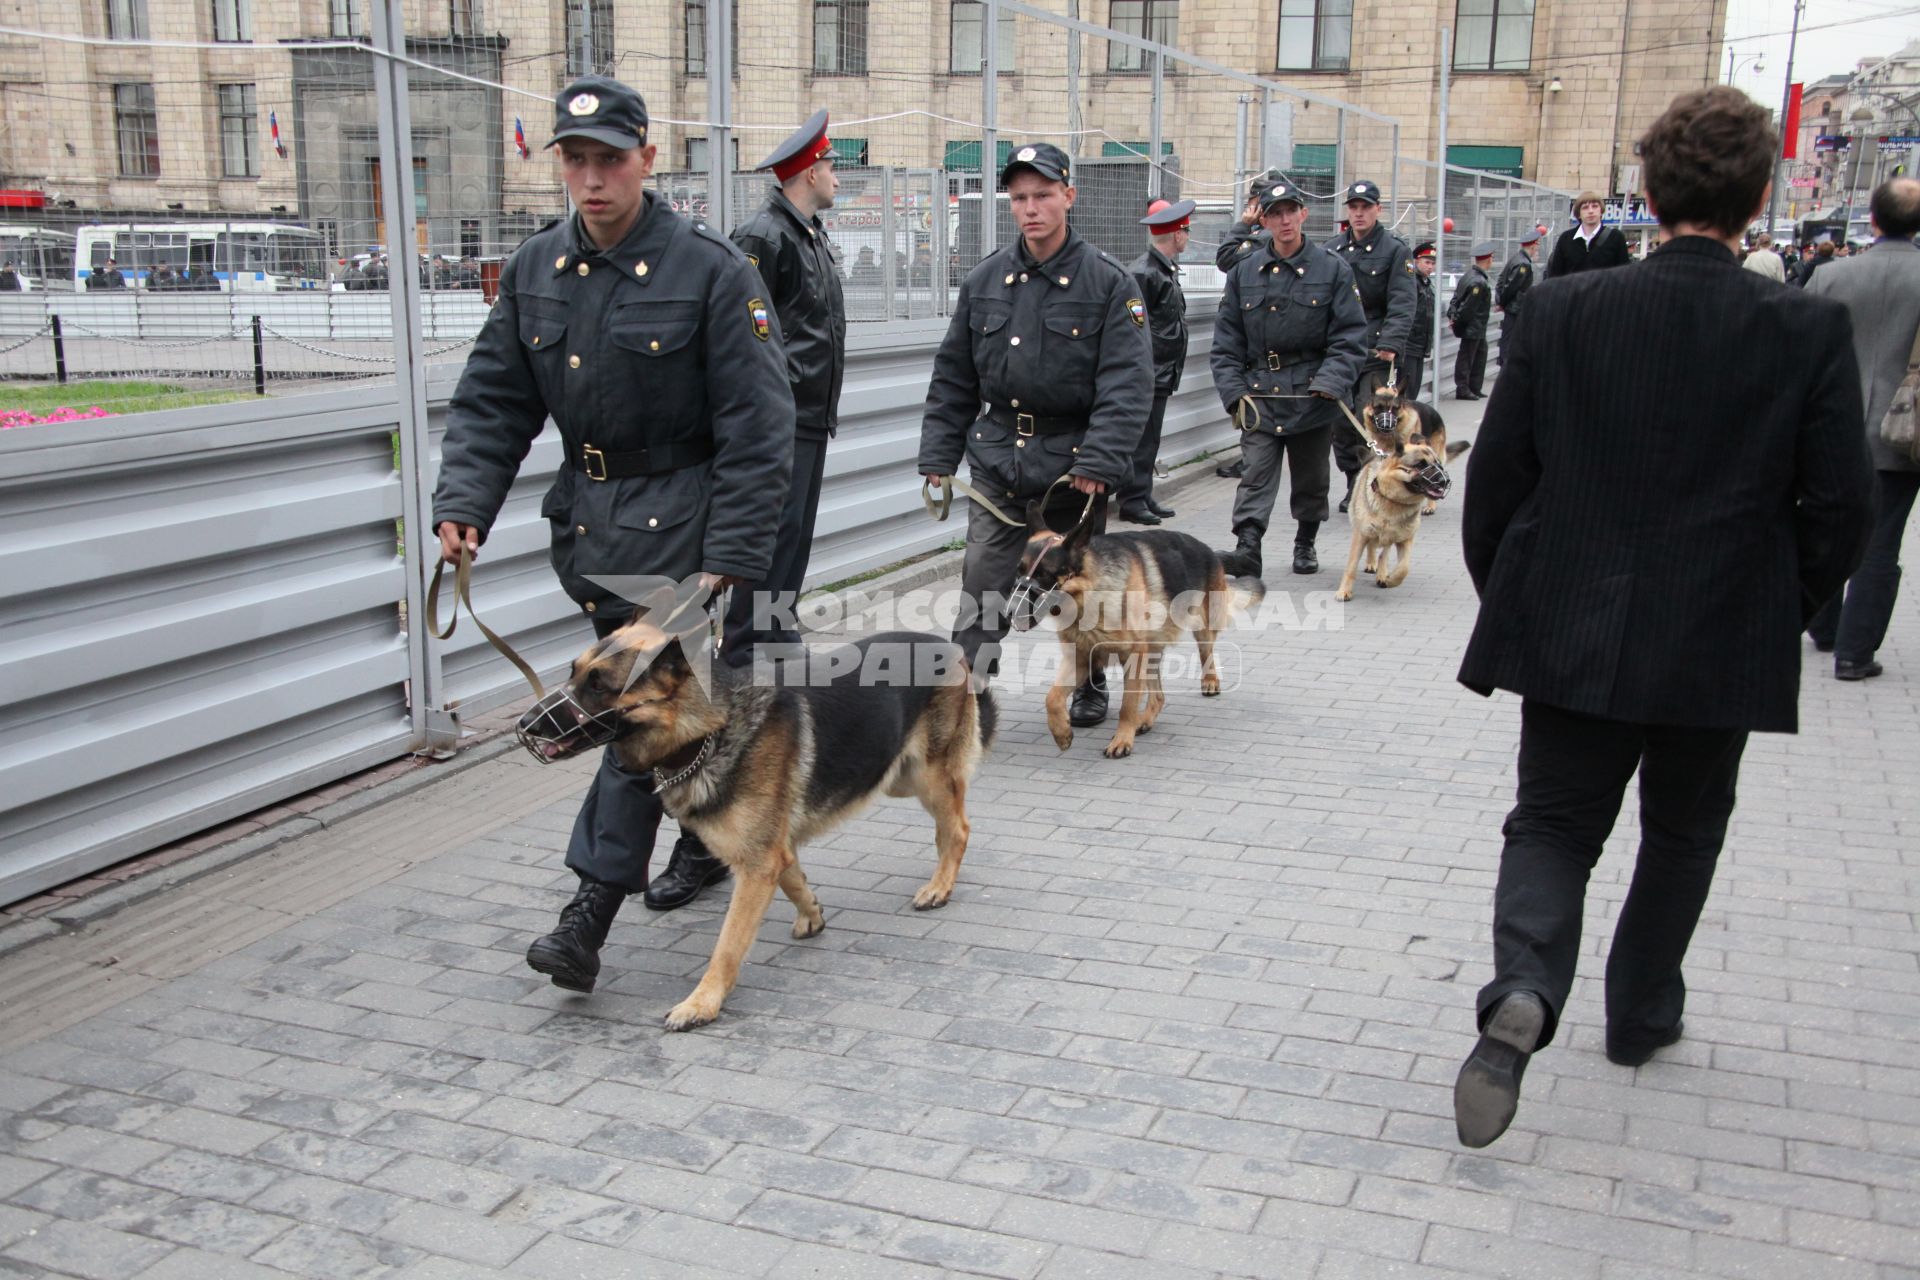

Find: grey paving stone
374;1200;541;1267
250;1222;424;1280
133;1196;297;1255
1;1216;175;1280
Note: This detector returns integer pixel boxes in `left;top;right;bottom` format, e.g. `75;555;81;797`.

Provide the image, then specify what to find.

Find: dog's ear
1025;499;1049;531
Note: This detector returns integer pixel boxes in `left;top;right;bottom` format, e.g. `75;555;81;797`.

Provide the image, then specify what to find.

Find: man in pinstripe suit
1449;88;1875;1149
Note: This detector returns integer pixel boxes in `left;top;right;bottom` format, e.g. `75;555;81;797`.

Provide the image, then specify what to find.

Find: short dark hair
1870;177;1920;239
1638;87;1777;236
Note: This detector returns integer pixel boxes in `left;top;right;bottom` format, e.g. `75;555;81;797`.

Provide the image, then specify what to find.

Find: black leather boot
1069;664;1110;727
643;832;731;911
1146;496;1177;518
1293;521;1320;575
1217;525;1262;579
526;876;625;993
1337;473;1356;515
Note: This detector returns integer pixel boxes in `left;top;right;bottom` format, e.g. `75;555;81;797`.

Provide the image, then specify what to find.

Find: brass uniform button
1058;276;1069;285
636;262;649;277
1019;273;1029;282
1004;273;1015;284
647;517;658;527
584;601;596;613
531;335;541;345
1010;336;1021;346
576;524;587;535
577;262;590;276
1071;328;1080;336
569;355;581;368
1016;439;1026;448
1010;399;1020;407
554;256;567;270
649;340;659;351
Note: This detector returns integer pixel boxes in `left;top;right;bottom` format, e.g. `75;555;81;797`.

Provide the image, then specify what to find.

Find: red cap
1140;197;1195;231
764;109;840;182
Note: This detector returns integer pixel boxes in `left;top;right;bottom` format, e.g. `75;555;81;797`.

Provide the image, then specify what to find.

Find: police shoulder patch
749;297;771;341
745;252;759;268
1127;298;1146;327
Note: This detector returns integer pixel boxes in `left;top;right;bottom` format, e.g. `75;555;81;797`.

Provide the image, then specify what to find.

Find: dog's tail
1445;439;1472;461
974;688;999;752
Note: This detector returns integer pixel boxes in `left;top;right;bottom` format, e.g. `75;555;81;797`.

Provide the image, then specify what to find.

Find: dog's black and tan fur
548;625;995;1031
1015;515;1265;759
1375;386;1470;515
1336;386;1471;601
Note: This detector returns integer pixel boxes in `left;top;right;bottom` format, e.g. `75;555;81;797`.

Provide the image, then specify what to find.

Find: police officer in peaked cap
431;74;795;990
1215;167;1288;272
1402;240;1439;399
1118;198;1194;526
919;141;1152;725
1326;179;1417;513
1450;242;1496;399
1495;226;1541;370
722;108;847;671
1210;180;1368;578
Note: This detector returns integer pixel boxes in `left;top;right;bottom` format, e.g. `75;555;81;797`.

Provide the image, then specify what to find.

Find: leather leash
923;475;1028;528
426;544;548;699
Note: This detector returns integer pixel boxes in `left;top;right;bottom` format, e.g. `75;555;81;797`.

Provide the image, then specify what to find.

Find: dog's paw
911;883;953;911
663;995;721;1032
1335;587;1354;602
791;910;826;939
1102;738;1134;759
1201;678;1221;696
1050;726;1074;751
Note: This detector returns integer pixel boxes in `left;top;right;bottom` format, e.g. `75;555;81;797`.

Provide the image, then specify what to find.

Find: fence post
251;315;265;395
881;166;897;322
1065;0;1081;167
50;314;66;385
706;0;733;233
370;0;450;752
1148;50;1164;200
1435;26;1451;405
1335;108;1347;201
1234;95;1249;198
981;0;1000;258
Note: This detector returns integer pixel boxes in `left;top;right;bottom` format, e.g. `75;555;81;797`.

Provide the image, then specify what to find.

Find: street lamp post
1725;49;1765;86
1763;0;1806;237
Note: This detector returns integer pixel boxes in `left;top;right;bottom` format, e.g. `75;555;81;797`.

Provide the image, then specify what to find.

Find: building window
1277;0;1351;72
813;1;868;76
1108;1;1177;72
1454;0;1533;72
683;136;741;173
459;219;480;258
685;0;739;76
450;0;481;35
106;0;148;39
831;136;870;165
114;83;159;177
329;0;363;37
566;0;614;75
218;84;258;177
950;1;1015;73
211;0;250;41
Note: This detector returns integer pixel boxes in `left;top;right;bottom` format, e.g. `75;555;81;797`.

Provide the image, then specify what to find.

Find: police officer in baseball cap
1215;167;1289;272
1326;178;1416;512
432;72;796;985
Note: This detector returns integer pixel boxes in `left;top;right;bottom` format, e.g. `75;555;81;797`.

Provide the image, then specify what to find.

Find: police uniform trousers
564;613;668;893
1334;360;1396;478
1497;313;1518;367
1398;357;1426;403
1121;394;1169;509
721;434;829;666
1476;700;1749;1058
955;479;1107;673
1230;420;1332;535
1454;337;1488;398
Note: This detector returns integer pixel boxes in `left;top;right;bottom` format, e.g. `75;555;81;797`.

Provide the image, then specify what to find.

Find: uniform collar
1014;228;1085;287
770;189;824;238
1262;237;1312;273
1651;235;1736;265
1147;244;1179;274
558;193;672;285
1345;222;1384;251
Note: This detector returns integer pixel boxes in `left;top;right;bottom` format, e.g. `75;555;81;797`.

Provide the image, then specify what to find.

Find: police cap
547;75;648;150
1257;182;1307;212
1001;142;1071;187
1343;180;1383;206
1471;241;1497;259
1518;227;1542;246
1140;198;1196;231
1246;167;1285;200
758;108;840;181
1413;241;1436;258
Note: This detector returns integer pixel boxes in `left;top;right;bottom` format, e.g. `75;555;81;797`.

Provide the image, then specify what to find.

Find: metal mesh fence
0;0;1574;421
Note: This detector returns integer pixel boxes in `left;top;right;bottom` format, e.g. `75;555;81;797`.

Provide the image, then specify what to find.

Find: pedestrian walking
1797;239;1838;288
918;141;1151;728
431;75;795;993
1545;192;1631;277
1450;86;1873;1149
1119;197;1193;526
1400;240;1437;399
1449;244;1494;399
1209;179;1368;578
1805;177;1920;680
1743;231;1786;282
1326;179;1417;514
1495;229;1540;367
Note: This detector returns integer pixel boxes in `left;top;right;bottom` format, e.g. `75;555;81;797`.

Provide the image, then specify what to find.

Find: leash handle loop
426;544;547;700
921;475;1026;528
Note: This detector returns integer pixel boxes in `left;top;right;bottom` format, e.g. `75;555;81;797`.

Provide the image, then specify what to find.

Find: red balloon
1537;223;1549;235
1442;217;1455;233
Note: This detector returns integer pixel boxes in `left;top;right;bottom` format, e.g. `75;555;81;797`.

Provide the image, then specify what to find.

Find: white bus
73;222;327;291
0;226;77;291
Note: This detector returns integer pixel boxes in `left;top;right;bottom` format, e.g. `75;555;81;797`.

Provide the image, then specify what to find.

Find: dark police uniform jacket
1216;221;1267;273
919;228;1152;494
1407;272;1435;360
1325;223;1416;358
1128;244;1188;396
432;195;795;618
1212;238;1368;434
1496;249;1535;319
1450;265;1492;341
730;189;846;440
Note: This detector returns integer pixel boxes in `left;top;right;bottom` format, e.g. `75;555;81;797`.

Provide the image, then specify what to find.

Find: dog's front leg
1045;643;1084;751
1379;540;1413;589
1104;647;1147;759
664;854;783;1031
1336;524;1367;602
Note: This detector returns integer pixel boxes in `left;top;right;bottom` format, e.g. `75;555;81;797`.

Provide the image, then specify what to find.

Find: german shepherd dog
521;622;996;1031
1011;511;1265;759
1371;385;1471;515
1336;385;1469;601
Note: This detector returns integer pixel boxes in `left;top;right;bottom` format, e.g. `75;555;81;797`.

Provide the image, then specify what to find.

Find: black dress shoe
1835;659;1884;681
1454;991;1546;1148
526;876;625;993
1216;459;1246;479
1292;542;1319;575
1337;493;1351;514
1606;1021;1684;1068
1118;504;1161;526
1146;497;1177;518
1810;636;1835;653
643;833;731;911
1069;670;1109;727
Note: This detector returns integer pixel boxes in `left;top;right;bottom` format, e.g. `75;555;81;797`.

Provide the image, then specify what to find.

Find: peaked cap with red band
759;108;840;182
1140;198;1196;231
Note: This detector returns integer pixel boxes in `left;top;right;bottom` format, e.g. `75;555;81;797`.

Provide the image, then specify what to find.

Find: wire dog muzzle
1009;574;1058;633
1408;457;1453;500
516;687;627;763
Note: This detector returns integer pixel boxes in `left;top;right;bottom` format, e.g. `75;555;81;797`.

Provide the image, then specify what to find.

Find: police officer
723;108;847;668
1215;168;1286;273
1327;179;1417;513
1495;228;1540;368
432;75;793;992
1119;198;1193;526
1402;240;1438;398
918;141;1151;724
1450;243;1495;399
89;258;127;290
1212;180;1368;577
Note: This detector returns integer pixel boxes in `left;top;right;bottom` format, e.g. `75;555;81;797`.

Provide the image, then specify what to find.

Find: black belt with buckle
1254;350;1318;372
569;437;716;481
983;404;1086;437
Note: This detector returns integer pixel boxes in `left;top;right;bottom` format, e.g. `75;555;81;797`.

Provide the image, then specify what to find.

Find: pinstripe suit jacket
1457;236;1874;733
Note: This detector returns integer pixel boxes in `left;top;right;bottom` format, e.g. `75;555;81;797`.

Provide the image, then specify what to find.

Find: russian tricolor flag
514;117;529;160
270;110;287;159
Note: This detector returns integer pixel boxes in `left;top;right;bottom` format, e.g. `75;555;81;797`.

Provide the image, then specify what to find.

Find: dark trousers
564;613;667;893
1477;700;1749;1053
955;481;1105;673
1807;470;1920;664
1497;312;1518;366
1120;394;1169;509
722;433;829;667
1399;356;1426;404
1230;424;1331;536
1455;336;1488;396
1334;361;1395;479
